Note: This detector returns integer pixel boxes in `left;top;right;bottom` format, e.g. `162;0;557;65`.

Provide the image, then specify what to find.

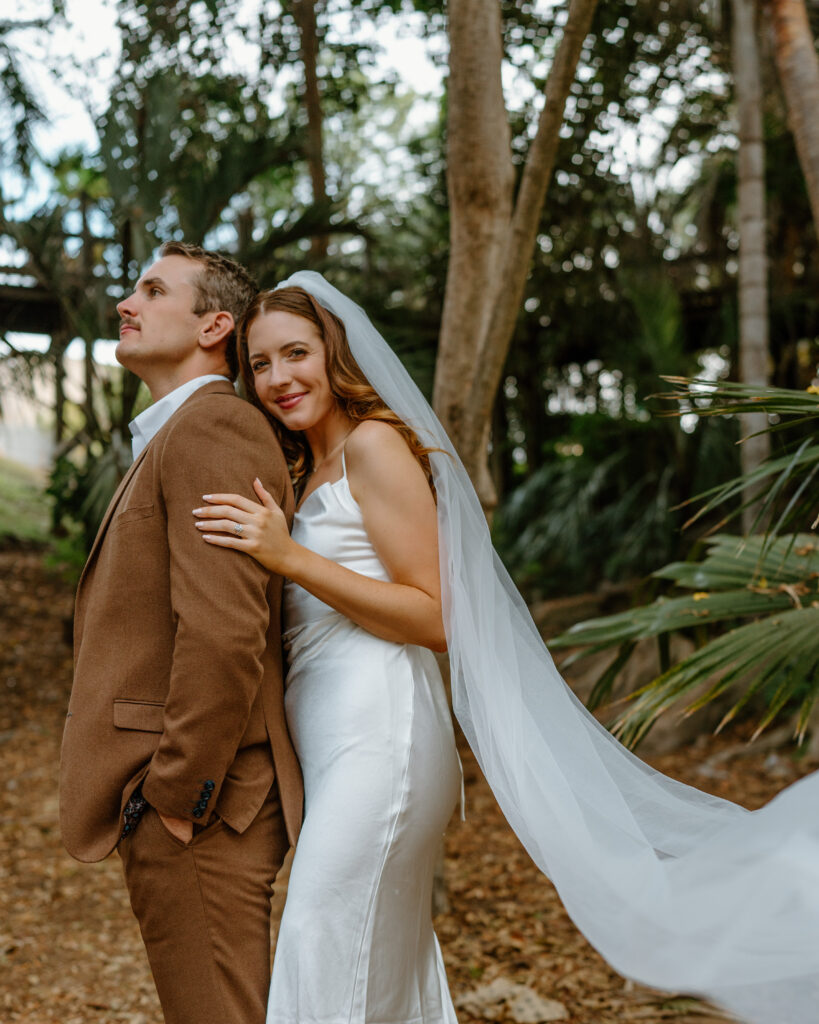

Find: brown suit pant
118;790;289;1024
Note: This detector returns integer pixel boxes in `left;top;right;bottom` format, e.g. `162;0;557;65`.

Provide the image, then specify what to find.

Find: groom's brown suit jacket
60;380;303;863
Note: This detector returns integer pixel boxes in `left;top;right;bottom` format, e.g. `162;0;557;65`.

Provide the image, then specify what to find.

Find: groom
60;242;302;1024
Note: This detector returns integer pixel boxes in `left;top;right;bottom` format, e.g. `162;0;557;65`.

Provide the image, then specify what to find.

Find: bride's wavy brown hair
238;286;438;495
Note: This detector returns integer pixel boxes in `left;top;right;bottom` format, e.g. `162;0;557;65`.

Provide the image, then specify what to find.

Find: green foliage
493;408;737;599
551;533;819;748
546;375;819;749
657;378;819;542
494;418;678;597
0;456;51;547
47;434;132;554
3;0;819;643
43;524;88;585
0;13;55;174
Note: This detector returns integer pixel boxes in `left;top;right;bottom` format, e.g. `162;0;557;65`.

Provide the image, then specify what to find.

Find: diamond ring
234;523;244;536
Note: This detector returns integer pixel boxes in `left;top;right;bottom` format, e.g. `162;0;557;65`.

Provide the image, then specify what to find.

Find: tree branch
468;0;599;437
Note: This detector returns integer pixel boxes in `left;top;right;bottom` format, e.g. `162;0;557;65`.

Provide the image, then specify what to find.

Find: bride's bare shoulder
345;420;422;486
346;419;408;461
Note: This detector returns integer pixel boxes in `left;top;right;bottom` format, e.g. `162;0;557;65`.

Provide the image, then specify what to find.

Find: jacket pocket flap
113;699;165;732
113;503;155;528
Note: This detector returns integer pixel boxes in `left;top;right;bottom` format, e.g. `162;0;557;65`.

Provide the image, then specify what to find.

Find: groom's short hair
159;241;257;380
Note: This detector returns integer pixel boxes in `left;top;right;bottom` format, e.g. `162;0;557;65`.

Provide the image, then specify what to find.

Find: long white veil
276;270;819;1024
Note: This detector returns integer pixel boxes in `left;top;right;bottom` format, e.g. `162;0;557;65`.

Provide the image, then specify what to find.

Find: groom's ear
199;310;235;350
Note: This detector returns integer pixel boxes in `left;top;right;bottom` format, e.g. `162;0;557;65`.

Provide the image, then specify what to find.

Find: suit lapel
75;444;151;598
76;379;237;594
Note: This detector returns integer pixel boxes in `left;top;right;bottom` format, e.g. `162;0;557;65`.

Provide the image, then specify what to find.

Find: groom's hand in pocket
158;811;194;844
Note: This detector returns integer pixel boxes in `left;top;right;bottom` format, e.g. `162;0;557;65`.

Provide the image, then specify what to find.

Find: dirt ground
1;550;814;1024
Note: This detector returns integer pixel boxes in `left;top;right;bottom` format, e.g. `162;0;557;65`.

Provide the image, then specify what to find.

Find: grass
0;455;52;546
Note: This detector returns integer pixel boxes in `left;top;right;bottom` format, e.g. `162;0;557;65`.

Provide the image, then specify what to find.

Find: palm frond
550;534;819;746
611;608;819;748
656;377;819;418
653;378;819;551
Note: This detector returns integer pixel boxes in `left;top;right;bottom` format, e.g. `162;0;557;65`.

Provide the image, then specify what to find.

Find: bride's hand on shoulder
192;479;296;575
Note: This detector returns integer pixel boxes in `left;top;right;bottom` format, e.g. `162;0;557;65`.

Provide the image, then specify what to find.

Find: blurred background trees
2;0;819;745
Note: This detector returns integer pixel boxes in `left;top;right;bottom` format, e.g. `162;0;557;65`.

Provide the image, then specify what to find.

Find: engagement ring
234;523;244;535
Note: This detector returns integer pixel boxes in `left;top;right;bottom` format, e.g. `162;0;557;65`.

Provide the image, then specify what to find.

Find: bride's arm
193;420;446;652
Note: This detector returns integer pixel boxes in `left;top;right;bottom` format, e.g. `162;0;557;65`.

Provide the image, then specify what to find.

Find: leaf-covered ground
1;550;814;1024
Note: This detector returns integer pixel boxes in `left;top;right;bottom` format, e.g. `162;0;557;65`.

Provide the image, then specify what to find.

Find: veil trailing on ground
275;271;819;1024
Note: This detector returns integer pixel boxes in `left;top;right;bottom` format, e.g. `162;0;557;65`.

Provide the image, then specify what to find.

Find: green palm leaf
611;608;819;748
657;377;819;418
550;534;819;745
655;378;819;547
549;379;819;746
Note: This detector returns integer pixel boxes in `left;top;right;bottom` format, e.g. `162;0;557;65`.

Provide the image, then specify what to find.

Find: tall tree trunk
731;0;771;532
766;0;819;233
464;0;598;460
293;0;328;259
434;0;513;506
435;0;599;510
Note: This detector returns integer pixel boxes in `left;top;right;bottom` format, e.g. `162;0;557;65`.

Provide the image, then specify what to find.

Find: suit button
193;809;203;818
200;790;210;801
203;780;215;790
197;800;208;810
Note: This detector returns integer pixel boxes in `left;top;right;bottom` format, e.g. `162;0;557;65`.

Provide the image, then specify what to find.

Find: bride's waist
283;609;422;673
282;572;390;660
283;610;359;665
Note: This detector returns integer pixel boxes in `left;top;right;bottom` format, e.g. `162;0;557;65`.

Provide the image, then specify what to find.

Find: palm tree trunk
731;0;771;532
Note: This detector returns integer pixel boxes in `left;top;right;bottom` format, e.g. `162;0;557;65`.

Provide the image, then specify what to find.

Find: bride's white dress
266;455;462;1024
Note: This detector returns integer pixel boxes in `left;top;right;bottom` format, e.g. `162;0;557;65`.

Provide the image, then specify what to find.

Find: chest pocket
112;503;155;529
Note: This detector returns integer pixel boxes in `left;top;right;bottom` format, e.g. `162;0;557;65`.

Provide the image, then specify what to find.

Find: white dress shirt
129;375;231;459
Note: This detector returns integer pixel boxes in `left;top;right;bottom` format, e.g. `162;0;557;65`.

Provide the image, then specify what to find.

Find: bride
195;280;462;1023
194;272;819;1024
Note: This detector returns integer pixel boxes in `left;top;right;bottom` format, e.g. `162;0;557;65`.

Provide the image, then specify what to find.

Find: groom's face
115;255;205;376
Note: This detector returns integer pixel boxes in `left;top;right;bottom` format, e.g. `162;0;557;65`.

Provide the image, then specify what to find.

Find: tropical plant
492;411;736;599
492;258;740;595
48;432;133;553
0;12;55;175
549;379;819;748
659;377;819;540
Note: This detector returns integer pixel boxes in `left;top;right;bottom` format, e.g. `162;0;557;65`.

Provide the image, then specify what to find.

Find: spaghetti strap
340;446;348;479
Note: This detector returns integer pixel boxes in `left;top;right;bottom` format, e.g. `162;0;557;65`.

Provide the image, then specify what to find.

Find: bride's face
247;310;335;432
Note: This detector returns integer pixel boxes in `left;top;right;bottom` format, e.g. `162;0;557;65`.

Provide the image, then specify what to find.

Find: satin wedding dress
263;271;819;1024
266;452;462;1024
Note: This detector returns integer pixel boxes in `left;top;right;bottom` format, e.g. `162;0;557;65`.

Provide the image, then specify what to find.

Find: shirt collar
129;375;231;460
